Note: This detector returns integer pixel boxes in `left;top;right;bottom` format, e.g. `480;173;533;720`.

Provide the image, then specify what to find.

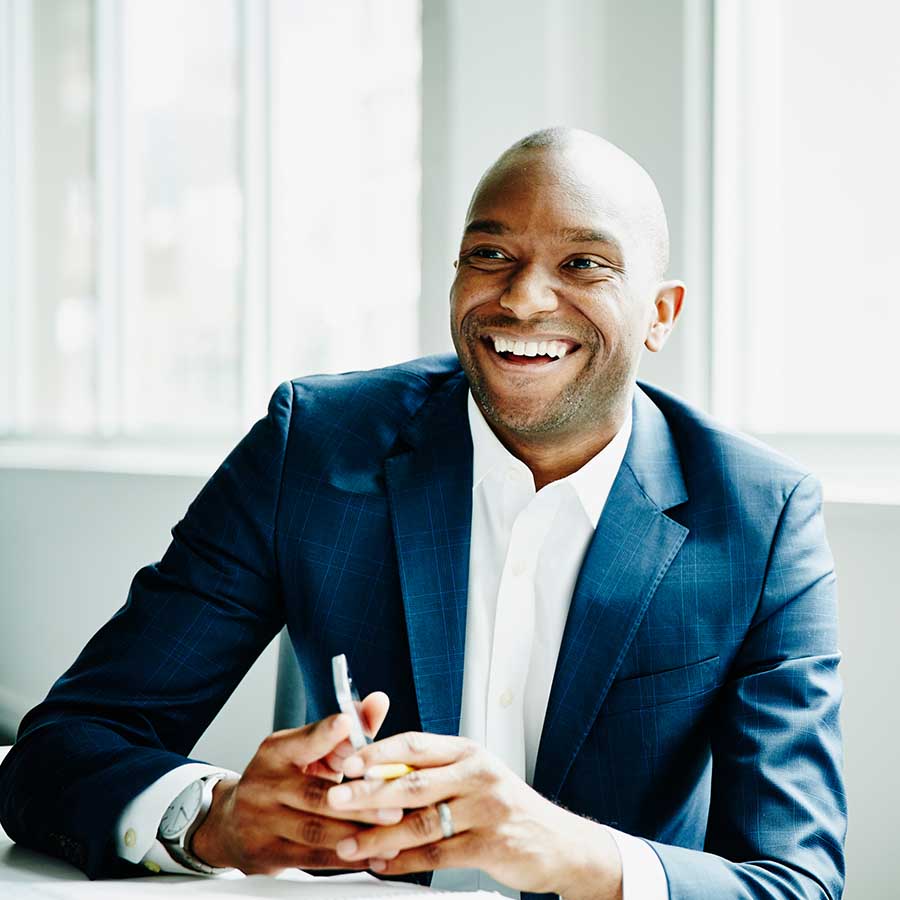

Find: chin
474;387;567;436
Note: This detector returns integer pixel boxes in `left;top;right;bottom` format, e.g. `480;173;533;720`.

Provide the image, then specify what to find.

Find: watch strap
160;773;231;875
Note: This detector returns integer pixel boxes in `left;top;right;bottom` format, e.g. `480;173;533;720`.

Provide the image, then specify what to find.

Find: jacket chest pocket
601;655;720;715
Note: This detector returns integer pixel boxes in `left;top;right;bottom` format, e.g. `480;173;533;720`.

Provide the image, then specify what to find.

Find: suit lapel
384;371;473;737
533;386;690;800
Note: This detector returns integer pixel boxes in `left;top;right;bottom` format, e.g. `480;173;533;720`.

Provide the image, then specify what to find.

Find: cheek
582;289;642;344
449;285;486;334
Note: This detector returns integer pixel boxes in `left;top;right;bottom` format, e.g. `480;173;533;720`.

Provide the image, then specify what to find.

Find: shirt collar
467;388;633;528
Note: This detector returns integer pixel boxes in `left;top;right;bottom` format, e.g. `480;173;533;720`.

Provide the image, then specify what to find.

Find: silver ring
437;801;454;839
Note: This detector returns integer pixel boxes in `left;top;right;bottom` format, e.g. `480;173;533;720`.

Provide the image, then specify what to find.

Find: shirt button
124;828;137;848
512;559;526;576
499;689;514;708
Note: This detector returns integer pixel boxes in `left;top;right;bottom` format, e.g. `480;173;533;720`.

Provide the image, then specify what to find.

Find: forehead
465;150;636;252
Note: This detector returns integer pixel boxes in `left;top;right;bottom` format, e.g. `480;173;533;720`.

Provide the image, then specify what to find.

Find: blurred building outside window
0;0;420;462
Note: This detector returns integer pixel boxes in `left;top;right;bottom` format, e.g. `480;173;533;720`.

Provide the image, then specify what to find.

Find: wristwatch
157;773;229;874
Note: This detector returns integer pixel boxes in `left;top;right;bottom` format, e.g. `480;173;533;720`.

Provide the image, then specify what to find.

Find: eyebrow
558;227;621;250
464;219;510;236
463;219;622;255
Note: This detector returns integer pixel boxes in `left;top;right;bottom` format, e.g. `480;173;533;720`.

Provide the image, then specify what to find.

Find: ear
645;281;685;352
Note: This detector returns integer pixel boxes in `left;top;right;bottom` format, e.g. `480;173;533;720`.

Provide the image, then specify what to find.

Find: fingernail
333;713;348;732
377;808;403;823
335;838;358;859
343;755;364;777
381;848;400;860
329;785;352;806
370;858;387;872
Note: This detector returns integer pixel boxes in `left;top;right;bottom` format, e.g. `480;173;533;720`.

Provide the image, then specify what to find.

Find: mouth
477;334;583;373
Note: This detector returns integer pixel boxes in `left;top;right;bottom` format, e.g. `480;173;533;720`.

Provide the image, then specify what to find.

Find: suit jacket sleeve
0;382;294;878
648;473;847;899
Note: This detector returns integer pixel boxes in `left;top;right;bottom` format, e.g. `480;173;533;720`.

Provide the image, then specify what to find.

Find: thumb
360;691;390;738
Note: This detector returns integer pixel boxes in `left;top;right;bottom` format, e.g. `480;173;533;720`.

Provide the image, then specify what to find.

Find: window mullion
94;0;125;438
6;0;35;435
0;0;14;435
682;0;714;413
710;0;743;425
239;0;272;427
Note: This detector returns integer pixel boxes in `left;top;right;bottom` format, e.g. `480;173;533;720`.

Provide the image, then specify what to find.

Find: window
0;0;421;447
712;0;900;436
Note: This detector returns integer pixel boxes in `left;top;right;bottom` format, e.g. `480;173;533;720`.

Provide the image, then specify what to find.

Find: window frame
0;0;422;473
710;0;900;504
2;0;895;505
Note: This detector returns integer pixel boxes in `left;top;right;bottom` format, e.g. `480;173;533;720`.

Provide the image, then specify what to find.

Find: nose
500;263;559;318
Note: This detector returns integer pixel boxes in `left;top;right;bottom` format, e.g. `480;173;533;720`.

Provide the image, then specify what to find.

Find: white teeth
489;335;574;359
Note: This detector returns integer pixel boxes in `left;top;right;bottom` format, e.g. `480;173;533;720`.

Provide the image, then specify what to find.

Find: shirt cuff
605;825;669;900
114;763;240;872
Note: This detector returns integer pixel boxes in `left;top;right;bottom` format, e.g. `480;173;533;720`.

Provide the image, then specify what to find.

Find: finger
268;838;372;871
264;713;352;769
328;760;469;811
302;760;345;783
341;731;472;777
276;779;405;826
336;798;478;862
368;832;480;876
359;691;390;738
318;694;390;772
322;737;357;773
272;810;361;849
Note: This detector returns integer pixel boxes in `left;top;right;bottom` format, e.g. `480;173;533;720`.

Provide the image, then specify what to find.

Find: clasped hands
192;692;621;900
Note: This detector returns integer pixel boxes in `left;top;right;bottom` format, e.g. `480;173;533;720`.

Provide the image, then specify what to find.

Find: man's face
450;147;663;442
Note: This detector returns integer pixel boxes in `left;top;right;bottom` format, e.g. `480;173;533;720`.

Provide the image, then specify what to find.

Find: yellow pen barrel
364;763;414;781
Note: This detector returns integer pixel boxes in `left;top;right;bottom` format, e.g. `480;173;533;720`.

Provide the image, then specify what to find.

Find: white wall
825;503;899;900
421;0;712;407
0;468;278;773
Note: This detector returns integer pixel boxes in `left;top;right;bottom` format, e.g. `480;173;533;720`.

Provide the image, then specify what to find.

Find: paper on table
2;870;501;900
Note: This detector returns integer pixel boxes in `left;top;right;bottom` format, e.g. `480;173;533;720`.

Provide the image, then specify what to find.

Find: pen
364;763;414;781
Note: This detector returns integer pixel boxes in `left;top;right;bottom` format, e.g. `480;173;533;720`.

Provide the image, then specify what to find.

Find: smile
479;335;583;371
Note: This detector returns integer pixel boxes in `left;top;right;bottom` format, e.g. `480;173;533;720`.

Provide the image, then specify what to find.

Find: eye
564;257;602;270
470;248;508;260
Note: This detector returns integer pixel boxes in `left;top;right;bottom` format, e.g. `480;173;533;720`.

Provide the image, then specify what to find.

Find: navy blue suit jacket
0;354;846;899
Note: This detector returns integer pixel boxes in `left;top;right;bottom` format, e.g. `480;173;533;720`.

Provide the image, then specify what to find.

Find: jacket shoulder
282;353;463;493
637;381;814;505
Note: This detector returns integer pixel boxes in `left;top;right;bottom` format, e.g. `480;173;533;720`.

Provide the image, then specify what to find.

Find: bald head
467;127;671;281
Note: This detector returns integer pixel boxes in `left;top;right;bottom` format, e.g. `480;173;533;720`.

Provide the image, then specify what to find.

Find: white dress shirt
430;391;667;899
116;387;667;898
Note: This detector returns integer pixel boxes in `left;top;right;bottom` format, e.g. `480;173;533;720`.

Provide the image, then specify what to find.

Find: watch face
159;779;204;840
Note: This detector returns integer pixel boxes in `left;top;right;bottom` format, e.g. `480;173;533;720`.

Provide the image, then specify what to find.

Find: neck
487;400;631;491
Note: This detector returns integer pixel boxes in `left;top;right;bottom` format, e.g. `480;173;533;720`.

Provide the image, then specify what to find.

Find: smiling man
0;128;846;900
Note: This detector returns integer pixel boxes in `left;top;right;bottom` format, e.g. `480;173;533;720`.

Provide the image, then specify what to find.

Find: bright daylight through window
0;0;421;442
713;0;900;436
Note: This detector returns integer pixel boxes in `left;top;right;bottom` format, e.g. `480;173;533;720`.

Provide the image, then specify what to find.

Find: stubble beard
454;323;631;439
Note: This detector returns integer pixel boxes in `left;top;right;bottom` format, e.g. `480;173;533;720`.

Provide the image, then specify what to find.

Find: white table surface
0;747;496;899
0;821;506;899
